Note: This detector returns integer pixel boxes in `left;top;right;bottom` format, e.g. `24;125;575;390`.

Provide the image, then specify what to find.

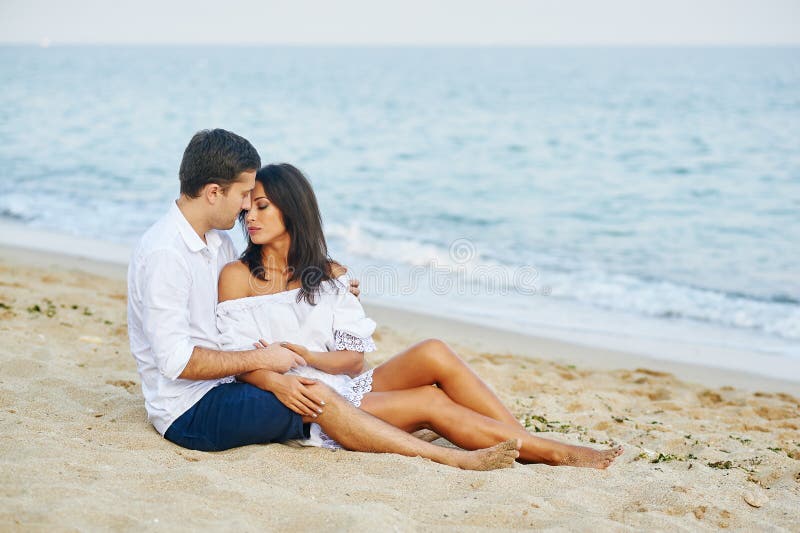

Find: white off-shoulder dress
216;274;377;448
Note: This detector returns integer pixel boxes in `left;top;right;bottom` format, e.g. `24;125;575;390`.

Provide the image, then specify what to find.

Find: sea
1;45;798;364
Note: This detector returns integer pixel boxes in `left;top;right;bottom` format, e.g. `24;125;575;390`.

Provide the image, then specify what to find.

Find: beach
1;242;798;531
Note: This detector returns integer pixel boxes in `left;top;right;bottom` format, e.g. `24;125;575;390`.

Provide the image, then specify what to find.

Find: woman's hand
252;339;306;372
280;342;317;366
265;373;325;418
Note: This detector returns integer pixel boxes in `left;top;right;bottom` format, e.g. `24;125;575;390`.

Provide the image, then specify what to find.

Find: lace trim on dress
341;368;374;408
318;430;340;450
317;369;375;449
334;330;376;353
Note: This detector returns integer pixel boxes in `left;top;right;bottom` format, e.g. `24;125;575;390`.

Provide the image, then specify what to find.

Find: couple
127;128;622;470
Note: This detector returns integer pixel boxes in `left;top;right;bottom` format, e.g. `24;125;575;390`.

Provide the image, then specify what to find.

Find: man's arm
178;343;304;381
140;250;304;382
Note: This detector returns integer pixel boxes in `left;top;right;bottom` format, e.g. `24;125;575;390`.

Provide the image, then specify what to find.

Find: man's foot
556;443;623;469
452;439;521;471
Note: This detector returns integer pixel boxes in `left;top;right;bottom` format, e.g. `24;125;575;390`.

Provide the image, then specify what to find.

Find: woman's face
244;181;287;246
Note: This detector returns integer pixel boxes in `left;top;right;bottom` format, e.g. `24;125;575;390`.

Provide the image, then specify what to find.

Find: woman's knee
417;338;448;351
414;338;460;368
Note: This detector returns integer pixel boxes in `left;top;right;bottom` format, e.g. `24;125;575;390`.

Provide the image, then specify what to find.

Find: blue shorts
164;382;310;452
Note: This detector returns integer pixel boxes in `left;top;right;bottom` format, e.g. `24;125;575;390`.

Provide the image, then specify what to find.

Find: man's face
213;170;256;230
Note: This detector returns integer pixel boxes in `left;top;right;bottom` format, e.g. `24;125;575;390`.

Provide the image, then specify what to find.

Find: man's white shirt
127;201;238;435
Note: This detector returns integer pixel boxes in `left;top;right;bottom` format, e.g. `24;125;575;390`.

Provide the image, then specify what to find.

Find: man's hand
252;339;306;373
266;373;325;417
179;343;304;382
349;277;360;299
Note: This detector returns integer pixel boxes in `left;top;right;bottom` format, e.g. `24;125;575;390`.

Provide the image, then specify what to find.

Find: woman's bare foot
451;439;521;471
556;443;623;469
411;429;441;442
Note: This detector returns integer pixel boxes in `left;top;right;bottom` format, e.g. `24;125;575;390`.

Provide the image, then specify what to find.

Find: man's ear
203;183;221;205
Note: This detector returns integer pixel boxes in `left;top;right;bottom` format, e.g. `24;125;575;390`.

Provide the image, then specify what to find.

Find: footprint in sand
753;405;798;421
635;368;669;376
177;450;203;462
106;380;138;393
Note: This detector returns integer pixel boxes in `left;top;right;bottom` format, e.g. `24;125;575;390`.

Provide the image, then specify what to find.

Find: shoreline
0;221;797;394
365;303;800;394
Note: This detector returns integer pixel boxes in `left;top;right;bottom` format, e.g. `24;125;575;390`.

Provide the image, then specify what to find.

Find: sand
1;246;798;531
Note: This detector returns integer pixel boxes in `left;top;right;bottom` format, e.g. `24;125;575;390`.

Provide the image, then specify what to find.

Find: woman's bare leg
371;338;519;426
359;386;623;469
305;382;520;471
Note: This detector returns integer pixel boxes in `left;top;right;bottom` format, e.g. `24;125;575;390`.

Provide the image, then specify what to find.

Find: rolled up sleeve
140;249;195;380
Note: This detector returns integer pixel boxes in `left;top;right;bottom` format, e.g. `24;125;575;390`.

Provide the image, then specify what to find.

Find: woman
217;164;622;468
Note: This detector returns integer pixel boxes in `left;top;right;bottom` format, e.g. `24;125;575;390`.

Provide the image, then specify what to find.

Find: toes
603;445;623;458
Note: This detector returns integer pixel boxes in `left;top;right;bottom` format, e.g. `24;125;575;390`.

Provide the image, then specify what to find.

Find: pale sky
0;0;798;45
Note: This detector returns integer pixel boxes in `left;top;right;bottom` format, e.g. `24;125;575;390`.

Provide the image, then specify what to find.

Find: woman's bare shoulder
218;260;253;302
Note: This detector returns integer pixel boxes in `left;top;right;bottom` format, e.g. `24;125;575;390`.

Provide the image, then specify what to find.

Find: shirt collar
171;201;222;254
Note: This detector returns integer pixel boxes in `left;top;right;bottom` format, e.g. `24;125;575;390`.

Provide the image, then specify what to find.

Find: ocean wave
0;195;34;222
327;221;469;268
0;208;31;222
545;269;800;341
327;220;800;342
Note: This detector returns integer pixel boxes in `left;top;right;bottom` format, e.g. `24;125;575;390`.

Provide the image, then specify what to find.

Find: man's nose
242;192;252;211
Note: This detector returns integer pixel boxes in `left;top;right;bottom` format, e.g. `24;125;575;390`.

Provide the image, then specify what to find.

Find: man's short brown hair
179;129;261;198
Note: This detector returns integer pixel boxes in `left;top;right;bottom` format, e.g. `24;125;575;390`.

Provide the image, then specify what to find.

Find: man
127;129;518;470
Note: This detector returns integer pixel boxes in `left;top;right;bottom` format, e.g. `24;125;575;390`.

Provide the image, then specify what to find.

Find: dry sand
1;247;799;531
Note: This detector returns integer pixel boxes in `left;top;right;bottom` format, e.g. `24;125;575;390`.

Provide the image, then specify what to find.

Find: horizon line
3;41;800;48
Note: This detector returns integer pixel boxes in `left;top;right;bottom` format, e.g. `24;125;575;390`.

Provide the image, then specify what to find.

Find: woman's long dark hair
239;163;340;305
